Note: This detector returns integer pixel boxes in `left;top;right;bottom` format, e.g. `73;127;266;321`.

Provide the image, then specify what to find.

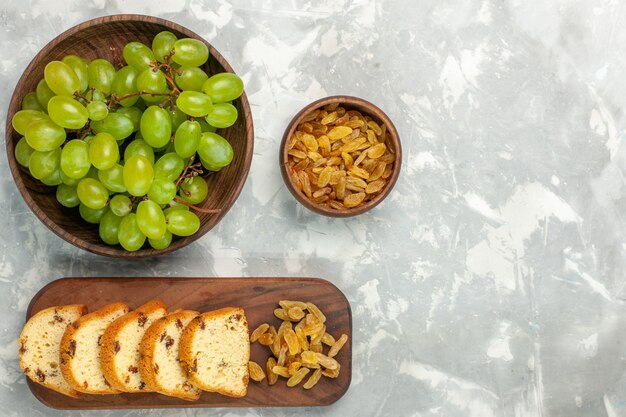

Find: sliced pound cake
139;309;201;401
101;300;167;392
19;304;87;398
59;302;129;394
179;307;249;398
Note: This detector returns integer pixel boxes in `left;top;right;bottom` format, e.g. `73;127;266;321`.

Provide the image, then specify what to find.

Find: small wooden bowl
280;96;401;217
5;15;254;258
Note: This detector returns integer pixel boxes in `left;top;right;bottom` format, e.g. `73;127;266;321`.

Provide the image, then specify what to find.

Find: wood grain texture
5;15;254;258
25;277;352;410
280;95;402;217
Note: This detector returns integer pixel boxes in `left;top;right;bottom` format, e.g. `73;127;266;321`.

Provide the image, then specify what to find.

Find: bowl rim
5;14;254;258
280;95;402;217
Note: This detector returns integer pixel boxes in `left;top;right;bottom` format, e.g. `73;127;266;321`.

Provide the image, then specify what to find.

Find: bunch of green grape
12;31;245;252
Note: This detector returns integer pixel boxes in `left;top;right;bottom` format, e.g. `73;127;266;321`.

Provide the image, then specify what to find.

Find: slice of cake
100;300;167;392
59;302;129;394
139;309;201;401
19;304;88;398
179;307;250;398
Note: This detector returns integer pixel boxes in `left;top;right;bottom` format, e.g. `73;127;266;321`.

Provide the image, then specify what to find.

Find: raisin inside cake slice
139;309;201;401
19;304;87;398
59;302;129;394
100;300;167;392
179;307;250;398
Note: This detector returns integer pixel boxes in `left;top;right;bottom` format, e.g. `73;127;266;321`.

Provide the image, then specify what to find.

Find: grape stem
175;158;203;188
108;91;171;108
148;51;182;111
73;90;91;103
110;47;125;69
172;197;220;214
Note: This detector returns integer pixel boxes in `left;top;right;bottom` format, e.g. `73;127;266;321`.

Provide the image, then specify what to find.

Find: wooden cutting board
25;277;352;409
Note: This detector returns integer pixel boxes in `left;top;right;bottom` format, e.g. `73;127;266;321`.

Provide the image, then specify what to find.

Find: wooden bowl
280;96;401;217
5;15;254;258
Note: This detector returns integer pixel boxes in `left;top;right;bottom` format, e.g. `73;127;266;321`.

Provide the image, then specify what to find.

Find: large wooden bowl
5;15;254;258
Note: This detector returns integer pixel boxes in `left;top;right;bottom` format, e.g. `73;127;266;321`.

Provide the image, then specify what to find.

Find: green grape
176;91;212;117
199;157;224;172
123;42;156;71
77;178;109;209
85;165;100;180
140;105;172;148
141;89;170;105
22;92;45;112
197;132;233;168
89;132;119;170
163;202;189;216
166;210;200;236
29;148;61;180
115;107;142;131
88;59;116;95
147;178;177;205
124;139;155;164
196;118;217;133
123;154;154;196
174;66;209;91
91;113;134;140
109;194;132;216
167;105;188;131
62;55;89;93
153;142;171;153
202;73;243;103
205;102;238;129
86;101;108;121
133;98;147;111
44;61;80;96
136;200;166;239
83;134;95;145
154;153;184;181
36;79;56;109
136;68;167;99
179;176;208;204
56;183;80;208
99;209;124;245
148;230;172;250
162;141;177;154
152;31;177;62
60;170;80;186
98;163;126;193
118;213;146;251
79;203;108;224
15;137;35;167
174;120;201;158
172;38;209;67
41;169;63;186
60;139;91;179
12;110;50;135
47;96;89;129
111;66;139;107
25;120;66;151
86;88;106;102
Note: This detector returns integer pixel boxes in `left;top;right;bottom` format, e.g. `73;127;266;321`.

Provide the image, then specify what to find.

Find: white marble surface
2;0;626;416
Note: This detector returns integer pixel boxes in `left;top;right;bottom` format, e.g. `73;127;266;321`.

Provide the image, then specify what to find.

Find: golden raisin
287;368;310;387
344;192;366;208
365;179;386;194
250;323;269;343
328;334;349;358
327;126;353;140
303;368;323;390
248;361;265;382
368;143;386;159
266;357;278;385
